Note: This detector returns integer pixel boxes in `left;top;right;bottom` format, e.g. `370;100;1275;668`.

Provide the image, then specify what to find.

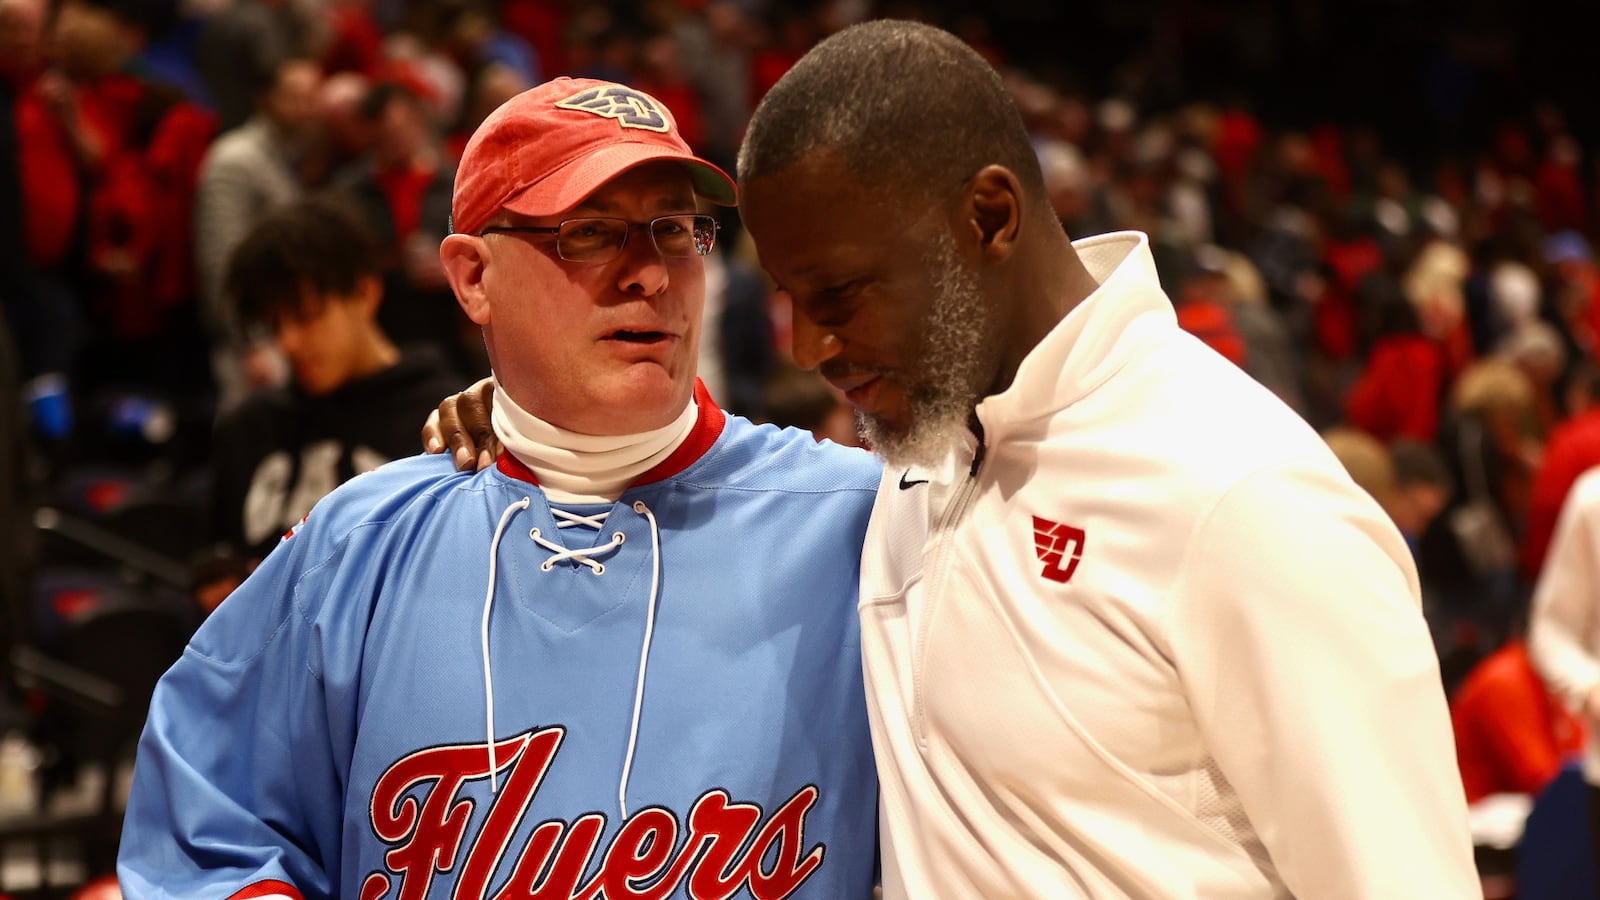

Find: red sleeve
1474;688;1567;796
12;91;80;268
1453;648;1568;801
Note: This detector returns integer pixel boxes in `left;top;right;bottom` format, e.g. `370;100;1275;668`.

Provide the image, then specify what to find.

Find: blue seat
1516;762;1599;899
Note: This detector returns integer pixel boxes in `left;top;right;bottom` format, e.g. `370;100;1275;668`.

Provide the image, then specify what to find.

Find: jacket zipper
914;435;987;749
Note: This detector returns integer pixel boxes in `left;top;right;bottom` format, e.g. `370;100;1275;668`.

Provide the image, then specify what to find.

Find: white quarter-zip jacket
1528;466;1600;784
860;231;1477;898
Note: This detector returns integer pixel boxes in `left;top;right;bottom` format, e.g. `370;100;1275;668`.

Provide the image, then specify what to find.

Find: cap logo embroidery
1032;516;1085;584
555;86;670;132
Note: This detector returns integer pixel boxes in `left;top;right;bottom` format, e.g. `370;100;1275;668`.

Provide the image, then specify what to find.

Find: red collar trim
228;881;304;900
495;450;537;483
495;380;725;488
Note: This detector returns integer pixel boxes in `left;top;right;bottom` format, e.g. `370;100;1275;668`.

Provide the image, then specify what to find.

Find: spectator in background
0;0;44;88
1324;429;1453;574
194;56;323;410
192;0;319;133
1174;244;1308;413
1480;257;1543;358
332;80;476;378
0;0;50;416
72;8;216;396
1322;425;1396;505
1389;439;1454;555
1452;609;1585;805
1422;359;1539;644
1174;265;1249;370
1035;137;1099;235
1406;237;1475;374
1522;362;1600;584
1528;465;1600;867
1543;229;1600;361
209;194;460;565
1498;319;1567;436
1206;244;1307;414
312;69;372;179
9;0;214;405
1344;237;1469;445
6;0;124;410
428;0;538;91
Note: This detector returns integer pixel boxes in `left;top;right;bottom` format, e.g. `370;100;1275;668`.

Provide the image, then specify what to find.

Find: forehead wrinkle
571;189;697;218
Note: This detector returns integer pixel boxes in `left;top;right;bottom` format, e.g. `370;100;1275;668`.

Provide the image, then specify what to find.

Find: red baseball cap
451;77;737;236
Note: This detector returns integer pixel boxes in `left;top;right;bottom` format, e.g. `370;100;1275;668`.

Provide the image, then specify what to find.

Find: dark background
900;0;1589;172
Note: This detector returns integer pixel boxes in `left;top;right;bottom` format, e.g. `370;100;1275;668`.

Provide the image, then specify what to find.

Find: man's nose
790;313;842;371
615;228;672;297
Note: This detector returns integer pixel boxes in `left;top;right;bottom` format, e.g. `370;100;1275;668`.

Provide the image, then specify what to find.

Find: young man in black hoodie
209;195;462;572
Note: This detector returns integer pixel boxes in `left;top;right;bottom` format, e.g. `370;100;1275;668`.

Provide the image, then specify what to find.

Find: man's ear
441;234;491;324
964;164;1023;263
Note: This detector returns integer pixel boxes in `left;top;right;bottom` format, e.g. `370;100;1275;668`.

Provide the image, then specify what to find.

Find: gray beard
858;229;990;469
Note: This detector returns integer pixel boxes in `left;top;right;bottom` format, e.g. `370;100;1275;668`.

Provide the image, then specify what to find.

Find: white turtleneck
492;384;698;504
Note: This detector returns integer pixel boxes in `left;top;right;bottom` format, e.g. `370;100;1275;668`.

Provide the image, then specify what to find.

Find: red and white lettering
361;727;825;899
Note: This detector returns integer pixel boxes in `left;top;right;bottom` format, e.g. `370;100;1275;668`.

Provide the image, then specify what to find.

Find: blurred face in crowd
371;93;431;168
442;162;708;436
742;148;999;467
264;60;324;140
0;0;45;80
270;278;385;397
49;0;133;80
1387;480;1450;539
319;72;374;159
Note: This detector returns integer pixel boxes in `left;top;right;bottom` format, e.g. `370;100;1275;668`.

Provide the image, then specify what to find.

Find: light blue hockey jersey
118;399;882;899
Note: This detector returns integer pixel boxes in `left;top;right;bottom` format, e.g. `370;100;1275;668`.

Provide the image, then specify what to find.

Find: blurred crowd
3;0;1600;891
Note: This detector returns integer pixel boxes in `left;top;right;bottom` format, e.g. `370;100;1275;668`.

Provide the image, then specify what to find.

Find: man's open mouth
608;330;668;342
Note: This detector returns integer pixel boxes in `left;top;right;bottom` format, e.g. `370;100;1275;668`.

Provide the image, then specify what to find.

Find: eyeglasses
479;214;718;263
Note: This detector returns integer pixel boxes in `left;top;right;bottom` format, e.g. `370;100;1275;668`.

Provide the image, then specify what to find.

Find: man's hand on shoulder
422;378;499;472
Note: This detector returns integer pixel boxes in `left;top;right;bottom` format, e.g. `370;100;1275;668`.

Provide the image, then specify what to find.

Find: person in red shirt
1521;363;1600;581
1453;636;1586;804
1344;287;1447;444
1344;238;1471;444
9;0;213;396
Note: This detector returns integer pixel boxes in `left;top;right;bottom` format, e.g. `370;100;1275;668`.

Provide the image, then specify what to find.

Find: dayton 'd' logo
360;726;823;900
556;86;670;132
1032;516;1086;584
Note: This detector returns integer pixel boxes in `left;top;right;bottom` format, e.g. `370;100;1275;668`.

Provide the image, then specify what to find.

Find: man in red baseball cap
118;77;881;898
440;76;736;440
449;77;735;237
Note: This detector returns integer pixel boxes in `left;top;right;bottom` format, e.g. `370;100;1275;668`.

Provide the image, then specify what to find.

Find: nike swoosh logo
899;471;929;490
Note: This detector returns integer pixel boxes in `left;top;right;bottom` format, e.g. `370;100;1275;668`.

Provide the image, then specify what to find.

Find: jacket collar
976;231;1175;436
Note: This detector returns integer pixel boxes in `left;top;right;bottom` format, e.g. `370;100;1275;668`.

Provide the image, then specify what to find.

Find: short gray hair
737;20;1047;206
